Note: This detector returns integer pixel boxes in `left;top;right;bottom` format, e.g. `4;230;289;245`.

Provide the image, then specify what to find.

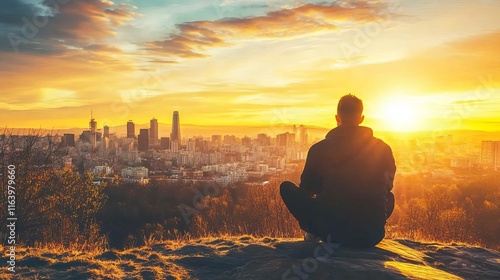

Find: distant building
242;136;251;146
451;157;473;169
103;125;110;139
277;132;295;147
299;125;308;146
481;141;500;169
150;118;158;147
171;111;181;144
93;165;113;176
127;120;135;138
224;135;236;144
171;140;179;152
212;135;222;143
80;130;92;143
63;134;75;147
160;137;170;150
89;112;97;150
257;133;271;146
138;129;149;151
187;139;195;151
121;166;148;179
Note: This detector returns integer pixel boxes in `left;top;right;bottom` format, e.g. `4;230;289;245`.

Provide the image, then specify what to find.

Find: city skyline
0;1;499;131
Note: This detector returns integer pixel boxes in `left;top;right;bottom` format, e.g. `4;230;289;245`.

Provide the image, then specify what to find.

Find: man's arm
384;145;396;192
299;145;322;196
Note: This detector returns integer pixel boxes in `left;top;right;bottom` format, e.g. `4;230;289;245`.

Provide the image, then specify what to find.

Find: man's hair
337;94;363;120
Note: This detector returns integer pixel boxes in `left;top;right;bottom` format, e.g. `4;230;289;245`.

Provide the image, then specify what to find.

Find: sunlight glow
379;98;422;132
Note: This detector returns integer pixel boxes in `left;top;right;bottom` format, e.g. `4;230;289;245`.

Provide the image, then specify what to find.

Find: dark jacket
300;125;396;247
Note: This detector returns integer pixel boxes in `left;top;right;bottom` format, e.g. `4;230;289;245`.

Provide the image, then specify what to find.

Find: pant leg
280;181;318;234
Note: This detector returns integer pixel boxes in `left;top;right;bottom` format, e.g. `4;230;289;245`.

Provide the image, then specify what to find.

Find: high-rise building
171;111;181;144
299;125;308;146
481;141;500;169
138;129;149;151
277;132;295;147
160;137;170;150
89;111;97;150
150;118;158;147
103;125;110;139
187;139;195;151
127;120;135;138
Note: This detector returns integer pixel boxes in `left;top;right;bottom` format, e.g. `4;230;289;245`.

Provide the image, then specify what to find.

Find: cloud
145;1;393;58
0;0;137;54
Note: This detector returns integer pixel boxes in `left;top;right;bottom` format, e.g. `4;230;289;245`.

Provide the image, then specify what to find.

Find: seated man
280;94;396;248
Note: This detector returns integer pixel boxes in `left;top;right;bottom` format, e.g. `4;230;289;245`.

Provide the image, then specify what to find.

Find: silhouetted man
280;94;396;248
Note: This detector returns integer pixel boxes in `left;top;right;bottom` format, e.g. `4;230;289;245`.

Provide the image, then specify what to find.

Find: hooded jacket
300;125;396;246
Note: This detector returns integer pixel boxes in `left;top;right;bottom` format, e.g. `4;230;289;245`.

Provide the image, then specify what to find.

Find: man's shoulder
371;136;392;150
308;138;330;151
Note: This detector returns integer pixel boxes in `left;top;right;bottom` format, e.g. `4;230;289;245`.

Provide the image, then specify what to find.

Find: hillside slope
3;237;500;279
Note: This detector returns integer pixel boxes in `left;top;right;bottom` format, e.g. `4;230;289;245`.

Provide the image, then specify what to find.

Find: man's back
299;125;396;247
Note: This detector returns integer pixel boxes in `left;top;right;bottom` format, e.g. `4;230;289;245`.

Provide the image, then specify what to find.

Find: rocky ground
2;236;500;279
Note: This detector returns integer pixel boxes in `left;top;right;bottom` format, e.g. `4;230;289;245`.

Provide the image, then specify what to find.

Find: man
280;94;396;248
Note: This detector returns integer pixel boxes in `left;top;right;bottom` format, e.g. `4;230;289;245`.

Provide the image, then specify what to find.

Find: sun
378;99;422;132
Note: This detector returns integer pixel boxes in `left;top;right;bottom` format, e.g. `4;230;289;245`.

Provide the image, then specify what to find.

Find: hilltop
3;236;500;279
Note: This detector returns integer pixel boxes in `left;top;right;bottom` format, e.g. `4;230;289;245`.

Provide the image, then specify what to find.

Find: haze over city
0;0;499;131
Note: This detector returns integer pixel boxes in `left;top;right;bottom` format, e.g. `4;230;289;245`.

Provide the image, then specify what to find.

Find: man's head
336;94;364;126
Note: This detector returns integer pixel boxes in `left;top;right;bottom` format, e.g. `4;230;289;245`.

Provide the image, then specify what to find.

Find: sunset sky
0;0;499;132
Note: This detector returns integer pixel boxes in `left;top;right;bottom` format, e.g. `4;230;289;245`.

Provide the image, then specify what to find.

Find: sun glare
379;99;421;132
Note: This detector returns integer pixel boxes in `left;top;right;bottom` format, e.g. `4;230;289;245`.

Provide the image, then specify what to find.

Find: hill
3;236;500;279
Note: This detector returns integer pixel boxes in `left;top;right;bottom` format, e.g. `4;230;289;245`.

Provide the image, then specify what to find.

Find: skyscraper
150;118;158;147
89;111;97;149
299;125;308;146
103;125;110;139
138;129;149;151
171;111;181;144
127;120;135;138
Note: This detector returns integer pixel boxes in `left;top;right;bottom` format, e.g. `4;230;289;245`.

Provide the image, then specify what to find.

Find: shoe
304;232;321;242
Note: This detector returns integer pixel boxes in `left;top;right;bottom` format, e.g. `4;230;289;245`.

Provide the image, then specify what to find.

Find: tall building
481;141;500;169
89;111;97;150
127;120;135;138
103;125;110;139
160;137;170;150
138;129;149;151
171;111;181;144
299;125;308;146
150;118;158;147
277;132;295;147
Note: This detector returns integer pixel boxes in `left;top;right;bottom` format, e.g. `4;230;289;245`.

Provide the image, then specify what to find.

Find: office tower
481;141;500;169
103;125;110;139
171;140;179;152
171;111;181;144
63;134;75;147
138;129;149;151
89;111;97;149
299;125;308;145
150;118;158;147
127;120;135;138
160;137;170;150
276;132;295;147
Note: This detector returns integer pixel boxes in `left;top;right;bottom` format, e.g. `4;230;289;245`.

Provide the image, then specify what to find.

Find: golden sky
0;0;499;132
